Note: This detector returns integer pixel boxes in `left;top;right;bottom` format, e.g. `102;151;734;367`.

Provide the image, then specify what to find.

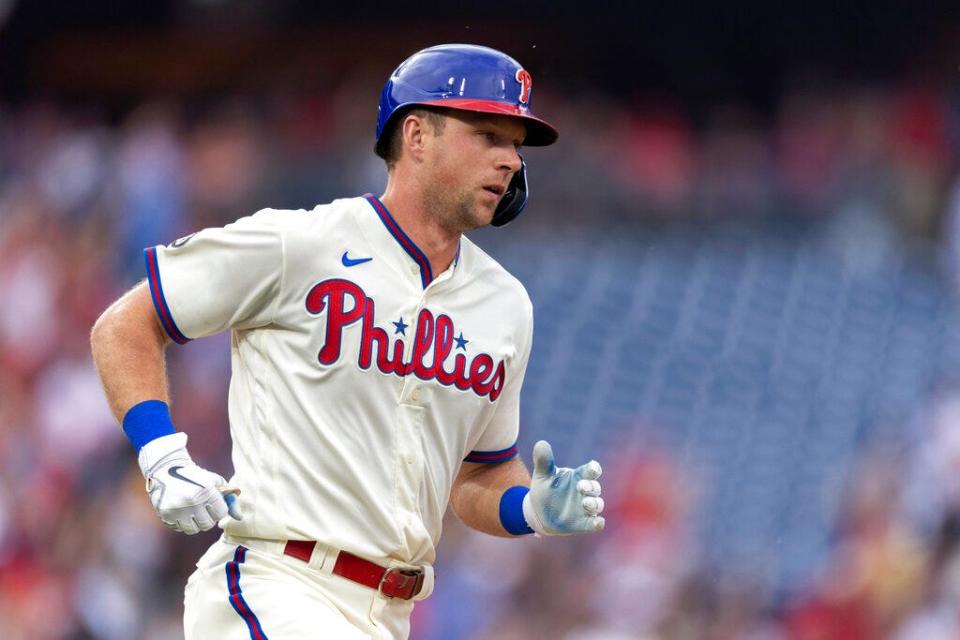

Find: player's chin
474;193;499;226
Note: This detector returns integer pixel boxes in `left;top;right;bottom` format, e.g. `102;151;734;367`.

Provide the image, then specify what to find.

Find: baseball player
91;44;605;639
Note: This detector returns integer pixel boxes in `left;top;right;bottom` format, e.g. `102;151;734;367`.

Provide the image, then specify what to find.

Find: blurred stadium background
4;1;960;638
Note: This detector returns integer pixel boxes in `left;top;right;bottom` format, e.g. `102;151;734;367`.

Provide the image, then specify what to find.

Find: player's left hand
522;440;605;536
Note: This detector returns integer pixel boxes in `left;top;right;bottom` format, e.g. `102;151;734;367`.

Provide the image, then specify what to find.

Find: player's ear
401;113;428;162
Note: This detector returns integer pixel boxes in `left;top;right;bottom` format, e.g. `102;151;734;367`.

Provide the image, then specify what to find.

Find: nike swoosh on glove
138;432;242;535
522;440;605;536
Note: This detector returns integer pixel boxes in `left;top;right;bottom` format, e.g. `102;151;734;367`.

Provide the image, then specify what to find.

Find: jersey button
411;388;422;402
409;265;418;275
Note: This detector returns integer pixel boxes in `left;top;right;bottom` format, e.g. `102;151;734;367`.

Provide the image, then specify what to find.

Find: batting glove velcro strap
522;440;605;536
138;432;241;535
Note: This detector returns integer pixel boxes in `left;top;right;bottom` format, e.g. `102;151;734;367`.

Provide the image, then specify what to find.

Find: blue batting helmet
375;44;559;227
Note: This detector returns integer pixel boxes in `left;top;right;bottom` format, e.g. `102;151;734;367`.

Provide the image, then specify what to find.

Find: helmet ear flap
491;157;528;227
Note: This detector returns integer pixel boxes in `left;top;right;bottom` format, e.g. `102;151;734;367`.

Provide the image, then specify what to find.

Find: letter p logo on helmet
515;69;532;105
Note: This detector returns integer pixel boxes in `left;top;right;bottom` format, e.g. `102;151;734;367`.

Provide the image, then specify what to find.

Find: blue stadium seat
484;219;957;594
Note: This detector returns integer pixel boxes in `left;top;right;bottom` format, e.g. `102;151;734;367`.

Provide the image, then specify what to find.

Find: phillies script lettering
305;279;506;401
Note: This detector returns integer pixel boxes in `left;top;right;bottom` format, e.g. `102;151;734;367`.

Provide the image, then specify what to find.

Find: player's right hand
137;432;242;535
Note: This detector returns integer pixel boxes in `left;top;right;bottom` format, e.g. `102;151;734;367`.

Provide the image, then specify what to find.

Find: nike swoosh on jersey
168;465;206;489
342;251;373;267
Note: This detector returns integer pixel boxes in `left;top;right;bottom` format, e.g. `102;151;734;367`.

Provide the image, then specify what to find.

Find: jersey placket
395;253;463;556
391;254;461;560
363;193;461;556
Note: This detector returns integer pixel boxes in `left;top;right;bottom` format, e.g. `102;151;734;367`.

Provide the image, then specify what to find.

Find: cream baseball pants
183;535;433;639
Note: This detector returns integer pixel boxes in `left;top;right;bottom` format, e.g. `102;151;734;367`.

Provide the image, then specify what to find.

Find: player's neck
379;187;461;277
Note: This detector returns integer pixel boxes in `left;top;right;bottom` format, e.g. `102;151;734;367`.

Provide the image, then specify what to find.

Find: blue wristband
123;400;176;452
499;485;534;535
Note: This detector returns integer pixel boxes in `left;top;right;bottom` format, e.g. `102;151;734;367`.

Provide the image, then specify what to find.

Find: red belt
283;540;425;600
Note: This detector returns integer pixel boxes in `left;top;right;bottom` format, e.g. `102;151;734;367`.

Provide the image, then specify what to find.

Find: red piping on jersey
144;246;190;344
363;194;433;288
464;442;519;463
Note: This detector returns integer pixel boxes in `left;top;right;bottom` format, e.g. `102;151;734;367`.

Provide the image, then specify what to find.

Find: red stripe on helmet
419;99;558;146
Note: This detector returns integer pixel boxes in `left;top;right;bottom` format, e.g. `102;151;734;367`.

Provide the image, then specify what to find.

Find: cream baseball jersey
143;194;533;567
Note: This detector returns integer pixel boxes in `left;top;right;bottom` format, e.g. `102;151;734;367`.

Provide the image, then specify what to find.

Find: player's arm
91;282;240;534
450;456;532;537
91;281;171;419
450;441;606;538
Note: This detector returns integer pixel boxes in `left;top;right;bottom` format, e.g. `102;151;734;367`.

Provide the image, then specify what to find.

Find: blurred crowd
3;73;960;639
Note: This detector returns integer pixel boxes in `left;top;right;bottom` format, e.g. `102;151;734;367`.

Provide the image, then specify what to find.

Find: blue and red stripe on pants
225;546;269;640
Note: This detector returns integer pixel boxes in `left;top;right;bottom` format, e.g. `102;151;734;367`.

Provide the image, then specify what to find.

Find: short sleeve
144;209;285;343
463;296;534;463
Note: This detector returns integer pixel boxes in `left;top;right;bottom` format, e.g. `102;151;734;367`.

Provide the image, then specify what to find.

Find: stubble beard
423;182;489;235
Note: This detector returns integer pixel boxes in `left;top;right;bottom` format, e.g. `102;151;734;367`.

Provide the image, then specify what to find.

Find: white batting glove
522;440;605;536
137;432;242;535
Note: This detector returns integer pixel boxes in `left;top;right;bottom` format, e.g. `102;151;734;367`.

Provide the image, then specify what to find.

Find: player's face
421;111;525;232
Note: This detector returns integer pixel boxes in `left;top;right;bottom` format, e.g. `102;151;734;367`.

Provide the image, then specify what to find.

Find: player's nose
499;147;522;174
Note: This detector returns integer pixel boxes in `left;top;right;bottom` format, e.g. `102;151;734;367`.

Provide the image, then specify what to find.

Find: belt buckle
378;567;425;600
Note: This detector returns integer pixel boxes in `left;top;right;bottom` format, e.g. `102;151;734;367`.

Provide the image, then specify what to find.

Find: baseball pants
183;535;432;639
